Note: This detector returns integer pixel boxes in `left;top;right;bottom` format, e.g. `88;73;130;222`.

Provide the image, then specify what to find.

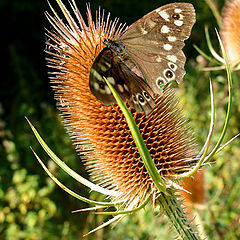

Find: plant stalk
157;188;201;240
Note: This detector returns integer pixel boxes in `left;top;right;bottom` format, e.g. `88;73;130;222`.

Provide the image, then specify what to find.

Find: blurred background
1;0;240;239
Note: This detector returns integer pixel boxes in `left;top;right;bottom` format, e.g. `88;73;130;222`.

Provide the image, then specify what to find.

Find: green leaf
104;77;167;193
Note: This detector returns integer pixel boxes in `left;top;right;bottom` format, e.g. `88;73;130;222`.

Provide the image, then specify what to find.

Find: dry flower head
221;0;240;67
46;0;197;207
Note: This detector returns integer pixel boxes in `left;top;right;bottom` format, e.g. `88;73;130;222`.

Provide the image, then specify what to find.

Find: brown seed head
221;0;240;66
181;170;205;207
46;1;197;203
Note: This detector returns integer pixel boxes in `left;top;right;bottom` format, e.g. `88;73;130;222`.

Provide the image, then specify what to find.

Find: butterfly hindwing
116;58;155;114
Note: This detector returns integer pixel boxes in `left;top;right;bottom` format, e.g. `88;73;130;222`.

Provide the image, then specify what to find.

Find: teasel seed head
46;0;197;205
221;0;240;67
180;170;205;210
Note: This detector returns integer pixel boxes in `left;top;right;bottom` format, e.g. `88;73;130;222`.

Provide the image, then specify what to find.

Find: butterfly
89;2;196;114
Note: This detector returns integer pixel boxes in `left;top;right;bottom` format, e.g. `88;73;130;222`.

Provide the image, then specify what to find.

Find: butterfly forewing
89;48;155;114
118;3;195;92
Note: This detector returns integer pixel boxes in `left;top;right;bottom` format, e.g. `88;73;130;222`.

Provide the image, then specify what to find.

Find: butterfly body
103;39;127;58
89;3;195;114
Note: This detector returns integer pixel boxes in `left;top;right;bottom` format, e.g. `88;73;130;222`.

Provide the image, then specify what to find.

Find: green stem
205;0;221;27
204;31;232;163
158;189;200;240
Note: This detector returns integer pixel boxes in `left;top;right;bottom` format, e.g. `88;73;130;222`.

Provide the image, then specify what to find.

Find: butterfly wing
89;48;127;105
89;48;155;114
118;3;195;93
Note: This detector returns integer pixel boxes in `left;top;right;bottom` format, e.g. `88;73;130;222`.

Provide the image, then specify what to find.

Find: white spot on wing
156;56;162;62
141;28;148;35
167;55;177;63
174;20;183;26
147;19;157;29
164;44;172;51
105;86;111;95
118;84;124;93
105;62;111;68
174;9;182;13
168;36;177;42
91;69;103;81
93;82;99;90
161;25;169;33
99;63;107;72
124;84;129;92
107;77;115;85
156;10;170;21
99;88;106;94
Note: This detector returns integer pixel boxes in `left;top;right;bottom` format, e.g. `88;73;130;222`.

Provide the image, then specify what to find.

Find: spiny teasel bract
45;0;197;207
221;0;240;67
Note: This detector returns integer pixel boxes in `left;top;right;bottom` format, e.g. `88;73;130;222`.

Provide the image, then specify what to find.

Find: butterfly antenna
92;44;99;60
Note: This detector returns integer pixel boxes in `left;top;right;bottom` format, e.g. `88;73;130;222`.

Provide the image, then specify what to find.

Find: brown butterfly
89;3;195;114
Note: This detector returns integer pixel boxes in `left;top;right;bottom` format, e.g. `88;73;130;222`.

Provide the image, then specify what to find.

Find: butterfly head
103;38;126;57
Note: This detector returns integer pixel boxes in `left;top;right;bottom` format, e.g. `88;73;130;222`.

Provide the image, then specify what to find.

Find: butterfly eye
136;93;146;105
164;69;175;81
103;38;107;44
142;91;151;101
117;84;124;93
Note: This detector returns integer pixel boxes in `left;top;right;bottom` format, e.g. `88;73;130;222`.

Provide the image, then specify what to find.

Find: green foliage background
1;0;239;239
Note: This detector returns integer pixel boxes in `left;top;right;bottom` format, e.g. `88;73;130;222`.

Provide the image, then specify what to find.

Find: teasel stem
157;189;199;240
205;0;221;27
203;30;232;164
192;209;207;240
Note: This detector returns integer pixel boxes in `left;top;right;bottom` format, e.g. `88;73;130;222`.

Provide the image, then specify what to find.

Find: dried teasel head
180;170;206;216
221;0;240;67
45;0;197;206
